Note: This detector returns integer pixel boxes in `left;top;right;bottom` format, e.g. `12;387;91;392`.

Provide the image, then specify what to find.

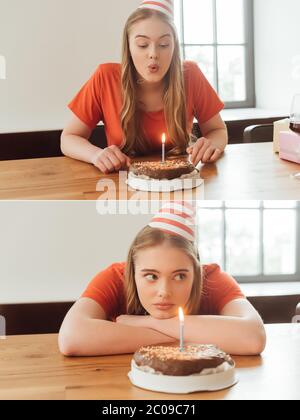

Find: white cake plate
126;172;204;193
128;361;238;394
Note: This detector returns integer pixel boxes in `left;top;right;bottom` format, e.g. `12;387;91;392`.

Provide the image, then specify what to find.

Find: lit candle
162;133;166;163
178;307;184;352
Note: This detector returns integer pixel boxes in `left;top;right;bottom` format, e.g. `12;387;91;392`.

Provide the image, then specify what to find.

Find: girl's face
128;16;175;87
134;242;194;319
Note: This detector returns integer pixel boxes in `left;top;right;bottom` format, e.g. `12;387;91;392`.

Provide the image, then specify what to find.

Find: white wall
254;0;300;110
1;0;299;131
0;0;140;131
0;201;151;304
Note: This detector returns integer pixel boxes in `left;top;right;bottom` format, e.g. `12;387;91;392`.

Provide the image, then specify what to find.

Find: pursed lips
148;64;159;70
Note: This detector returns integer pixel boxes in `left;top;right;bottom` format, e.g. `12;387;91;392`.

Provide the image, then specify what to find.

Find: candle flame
162;133;166;144
178;307;184;323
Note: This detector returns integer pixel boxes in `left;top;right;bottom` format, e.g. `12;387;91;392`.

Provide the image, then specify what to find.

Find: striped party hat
138;0;174;20
149;201;196;242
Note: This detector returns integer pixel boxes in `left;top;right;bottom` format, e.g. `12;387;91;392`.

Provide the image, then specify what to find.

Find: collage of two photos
0;0;300;404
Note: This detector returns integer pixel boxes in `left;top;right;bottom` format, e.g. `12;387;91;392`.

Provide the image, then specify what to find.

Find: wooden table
0;143;299;200
0;324;299;400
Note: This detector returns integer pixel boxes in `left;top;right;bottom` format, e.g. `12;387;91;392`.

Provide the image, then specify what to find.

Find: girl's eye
145;274;158;281
174;273;186;281
137;44;169;49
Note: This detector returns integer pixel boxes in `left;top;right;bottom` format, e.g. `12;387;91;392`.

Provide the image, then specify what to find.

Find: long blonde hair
125;226;203;315
121;8;190;156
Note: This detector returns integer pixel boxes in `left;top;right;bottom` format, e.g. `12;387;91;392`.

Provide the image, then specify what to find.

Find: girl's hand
92;145;131;174
186;137;222;166
116;315;153;329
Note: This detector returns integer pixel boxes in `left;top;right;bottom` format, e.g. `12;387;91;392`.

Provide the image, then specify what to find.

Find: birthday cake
129;160;196;180
128;344;237;393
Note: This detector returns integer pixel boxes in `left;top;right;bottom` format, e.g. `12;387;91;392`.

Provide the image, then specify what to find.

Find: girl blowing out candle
61;0;228;174
59;201;266;357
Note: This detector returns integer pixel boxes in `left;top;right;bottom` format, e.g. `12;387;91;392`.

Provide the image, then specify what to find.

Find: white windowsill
221;108;288;122
242;282;300;298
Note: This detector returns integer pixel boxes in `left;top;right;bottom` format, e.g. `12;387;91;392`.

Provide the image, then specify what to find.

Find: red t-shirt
81;262;245;320
68;61;224;153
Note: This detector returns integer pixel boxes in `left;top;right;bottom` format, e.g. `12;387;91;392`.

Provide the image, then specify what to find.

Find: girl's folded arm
146;299;266;356
58;297;175;357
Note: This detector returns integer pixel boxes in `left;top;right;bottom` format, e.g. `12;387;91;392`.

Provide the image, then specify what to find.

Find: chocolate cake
133;344;234;376
129;160;196;180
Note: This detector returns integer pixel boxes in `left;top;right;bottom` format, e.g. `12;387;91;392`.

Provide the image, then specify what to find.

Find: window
174;0;255;108
197;201;300;283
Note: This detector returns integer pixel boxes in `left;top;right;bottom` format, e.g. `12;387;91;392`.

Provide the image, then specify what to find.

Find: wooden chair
2;296;300;335
243;123;274;143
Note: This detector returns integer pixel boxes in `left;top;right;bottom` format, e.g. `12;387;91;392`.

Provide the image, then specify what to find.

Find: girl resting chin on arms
59;202;266;357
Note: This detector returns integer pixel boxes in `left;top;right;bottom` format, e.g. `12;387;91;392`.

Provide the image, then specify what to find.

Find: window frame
197;202;300;284
177;0;256;109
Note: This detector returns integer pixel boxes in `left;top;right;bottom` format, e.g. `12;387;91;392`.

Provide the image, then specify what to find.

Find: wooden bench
1;295;300;335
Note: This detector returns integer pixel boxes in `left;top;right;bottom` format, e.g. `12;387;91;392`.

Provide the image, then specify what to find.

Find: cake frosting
133;344;234;377
129;160;196;180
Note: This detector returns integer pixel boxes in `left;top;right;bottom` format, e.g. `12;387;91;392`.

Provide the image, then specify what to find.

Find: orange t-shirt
81;262;245;320
68;61;224;153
